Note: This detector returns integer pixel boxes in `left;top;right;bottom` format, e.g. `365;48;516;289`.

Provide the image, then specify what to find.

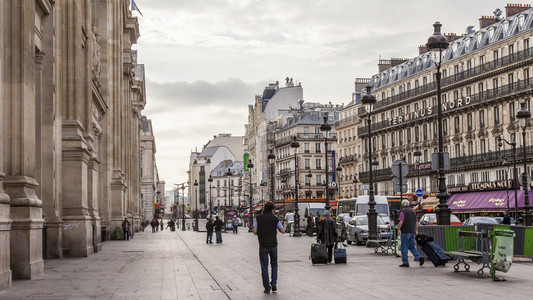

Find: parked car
345;215;392;245
463;216;499;226
495;216;516;225
419;213;463;225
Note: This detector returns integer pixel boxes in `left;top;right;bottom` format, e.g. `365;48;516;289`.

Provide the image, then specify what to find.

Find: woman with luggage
316;210;338;263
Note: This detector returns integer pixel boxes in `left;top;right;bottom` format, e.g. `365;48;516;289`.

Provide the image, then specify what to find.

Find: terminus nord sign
389;97;472;125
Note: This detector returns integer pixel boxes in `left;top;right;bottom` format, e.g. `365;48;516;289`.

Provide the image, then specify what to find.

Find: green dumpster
491;229;515;281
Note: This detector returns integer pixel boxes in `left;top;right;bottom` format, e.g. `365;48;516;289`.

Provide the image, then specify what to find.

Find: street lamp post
353;176;358;197
362;85;378;241
268;150;276;203
307;170;312;198
426;22;451;225
181;184;186;231
336;164;343;200
499;137;519;220
290;136;302;237
503;158;511;215
414;148;422;217
247;160;254;232
281;176;287;221
194;180;199;231
208;176;213;218
517;101;532;226
320;115;332;210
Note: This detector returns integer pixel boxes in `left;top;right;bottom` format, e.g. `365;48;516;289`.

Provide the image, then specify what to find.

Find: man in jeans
397;200;424;267
254;202;285;293
122;217;130;241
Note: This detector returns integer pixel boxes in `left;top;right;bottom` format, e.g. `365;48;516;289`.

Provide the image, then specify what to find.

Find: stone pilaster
0;173;12;289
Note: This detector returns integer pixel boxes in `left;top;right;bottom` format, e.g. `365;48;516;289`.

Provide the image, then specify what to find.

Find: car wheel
347;239;352;245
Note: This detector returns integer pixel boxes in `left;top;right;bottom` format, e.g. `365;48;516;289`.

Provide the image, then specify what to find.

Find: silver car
346;215;391;245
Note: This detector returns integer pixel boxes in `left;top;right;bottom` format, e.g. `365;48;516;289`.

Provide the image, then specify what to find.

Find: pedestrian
306;212;314;236
253;201;285;294
140;220;145;232
316;210;338;263
314;211;322;235
501;213;512;225
160;219;164;231
151;219;156;233
155;219;160;231
206;218;214;244
214;216;224;243
122;217;131;241
232;216;239;234
398;199;424;267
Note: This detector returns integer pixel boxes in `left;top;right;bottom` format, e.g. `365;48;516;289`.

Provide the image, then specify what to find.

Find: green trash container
491;229;515;281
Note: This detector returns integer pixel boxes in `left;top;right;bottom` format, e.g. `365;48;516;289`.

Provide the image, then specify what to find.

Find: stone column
2;0;44;279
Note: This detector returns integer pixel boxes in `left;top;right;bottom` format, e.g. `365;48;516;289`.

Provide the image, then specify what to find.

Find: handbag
334;242;347;264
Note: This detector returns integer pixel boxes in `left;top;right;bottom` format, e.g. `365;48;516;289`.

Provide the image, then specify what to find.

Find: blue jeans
259;246;278;290
401;233;421;265
216;230;222;243
207;231;213;243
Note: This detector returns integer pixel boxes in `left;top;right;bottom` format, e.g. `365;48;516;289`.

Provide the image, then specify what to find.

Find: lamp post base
292;228;302;237
522;212;532;226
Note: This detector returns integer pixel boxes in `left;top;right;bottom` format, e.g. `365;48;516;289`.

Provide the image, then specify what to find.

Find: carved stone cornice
452;134;463;143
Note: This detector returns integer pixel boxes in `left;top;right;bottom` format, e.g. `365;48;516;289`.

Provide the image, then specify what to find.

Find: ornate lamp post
281;176;287;221
503;158;511;215
194;180;199;231
307;170;312;198
353;176;358;197
247;160;254;232
290;136;302;237
499;137;519;220
320;115;332;210
426;22;451;225
362;85;378;241
414;148;422;217
517;101;532;226
336;164;343;199
208;176;213;218
181;184;186;231
268;150;276;203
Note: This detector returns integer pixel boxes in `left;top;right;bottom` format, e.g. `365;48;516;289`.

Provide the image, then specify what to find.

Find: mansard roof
370;7;533;89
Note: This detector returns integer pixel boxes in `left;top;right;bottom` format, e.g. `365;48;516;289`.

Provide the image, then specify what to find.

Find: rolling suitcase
422;241;450;267
334;242;347;264
310;243;328;265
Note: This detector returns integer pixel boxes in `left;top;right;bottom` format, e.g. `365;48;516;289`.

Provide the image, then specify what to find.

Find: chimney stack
505;3;532;18
444;33;462;43
479;16;498;29
419;45;428;55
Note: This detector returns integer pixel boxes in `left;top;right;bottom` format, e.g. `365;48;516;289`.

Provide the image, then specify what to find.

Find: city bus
336;198;356;217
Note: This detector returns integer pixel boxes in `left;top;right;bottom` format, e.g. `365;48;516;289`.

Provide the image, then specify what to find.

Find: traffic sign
415;189;424;197
393;184;407;193
391;159;409;178
361;184;369;191
330;182;337;188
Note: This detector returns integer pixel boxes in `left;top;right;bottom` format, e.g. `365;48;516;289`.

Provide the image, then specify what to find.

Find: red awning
155;205;163;209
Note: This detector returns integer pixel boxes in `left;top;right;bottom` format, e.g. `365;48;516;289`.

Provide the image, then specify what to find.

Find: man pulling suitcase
397;200;424;267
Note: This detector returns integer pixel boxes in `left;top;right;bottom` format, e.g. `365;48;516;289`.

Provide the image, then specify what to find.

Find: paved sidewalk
0;227;532;299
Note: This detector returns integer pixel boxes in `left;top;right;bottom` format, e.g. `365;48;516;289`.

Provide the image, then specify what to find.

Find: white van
354;195;390;224
298;202;326;228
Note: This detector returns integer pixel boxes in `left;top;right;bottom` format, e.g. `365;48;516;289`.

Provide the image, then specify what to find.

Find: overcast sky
133;0;529;189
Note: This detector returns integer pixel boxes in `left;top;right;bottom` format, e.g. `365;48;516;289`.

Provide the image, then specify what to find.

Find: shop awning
447;190;525;212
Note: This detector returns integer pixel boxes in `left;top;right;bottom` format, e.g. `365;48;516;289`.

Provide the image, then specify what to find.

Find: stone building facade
355;5;532;208
0;0;146;288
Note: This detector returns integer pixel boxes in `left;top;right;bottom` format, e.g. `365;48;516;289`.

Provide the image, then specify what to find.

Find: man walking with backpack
254;202;285;294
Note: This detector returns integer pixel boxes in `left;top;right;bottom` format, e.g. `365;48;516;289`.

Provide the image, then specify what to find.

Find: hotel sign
389;97;472;125
450;180;515;193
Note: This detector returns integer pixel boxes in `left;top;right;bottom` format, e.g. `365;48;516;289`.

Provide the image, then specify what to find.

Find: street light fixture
208;176;213;218
290;136;302;237
516;101;532;226
414;147;422;217
503;158;511;215
247;160;254;232
426;21;451;225
194;180;199;231
320;114;332;211
353;176;358;197
336;164;343;199
281;176;287;221
268;149;276;203
361;85;378;241
499;137;519;220
181;184;186;231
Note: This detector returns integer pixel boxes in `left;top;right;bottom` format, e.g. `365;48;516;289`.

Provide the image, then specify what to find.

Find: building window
478;82;484;95
407;128;412;144
305;158;310;169
316;159;322;169
443;119;448;136
455;144;461;157
423;124;428;140
467;113;473;131
480;55;485;65
399;129;403;146
315;143;321;153
493;49;499;61
479;110;485;127
316;175;322;186
433;122;438;139
468;141;474;155
494;105;500;125
510;102;516;121
481;139;486;154
493;78;499;90
415;126;420;142
391;132;396;148
304;143;310;153
454;116;460;134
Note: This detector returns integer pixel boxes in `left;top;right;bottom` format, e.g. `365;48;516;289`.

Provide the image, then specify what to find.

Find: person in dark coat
306;212;314;236
151;219;156;233
501;213;512;225
122;217;131;241
317;210;338;263
206;218;214;244
214;216;224;243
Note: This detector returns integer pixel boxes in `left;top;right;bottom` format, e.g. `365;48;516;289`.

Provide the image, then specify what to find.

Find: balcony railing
339;155;358;164
359;77;533;136
359;46;533;115
274;133;338;147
